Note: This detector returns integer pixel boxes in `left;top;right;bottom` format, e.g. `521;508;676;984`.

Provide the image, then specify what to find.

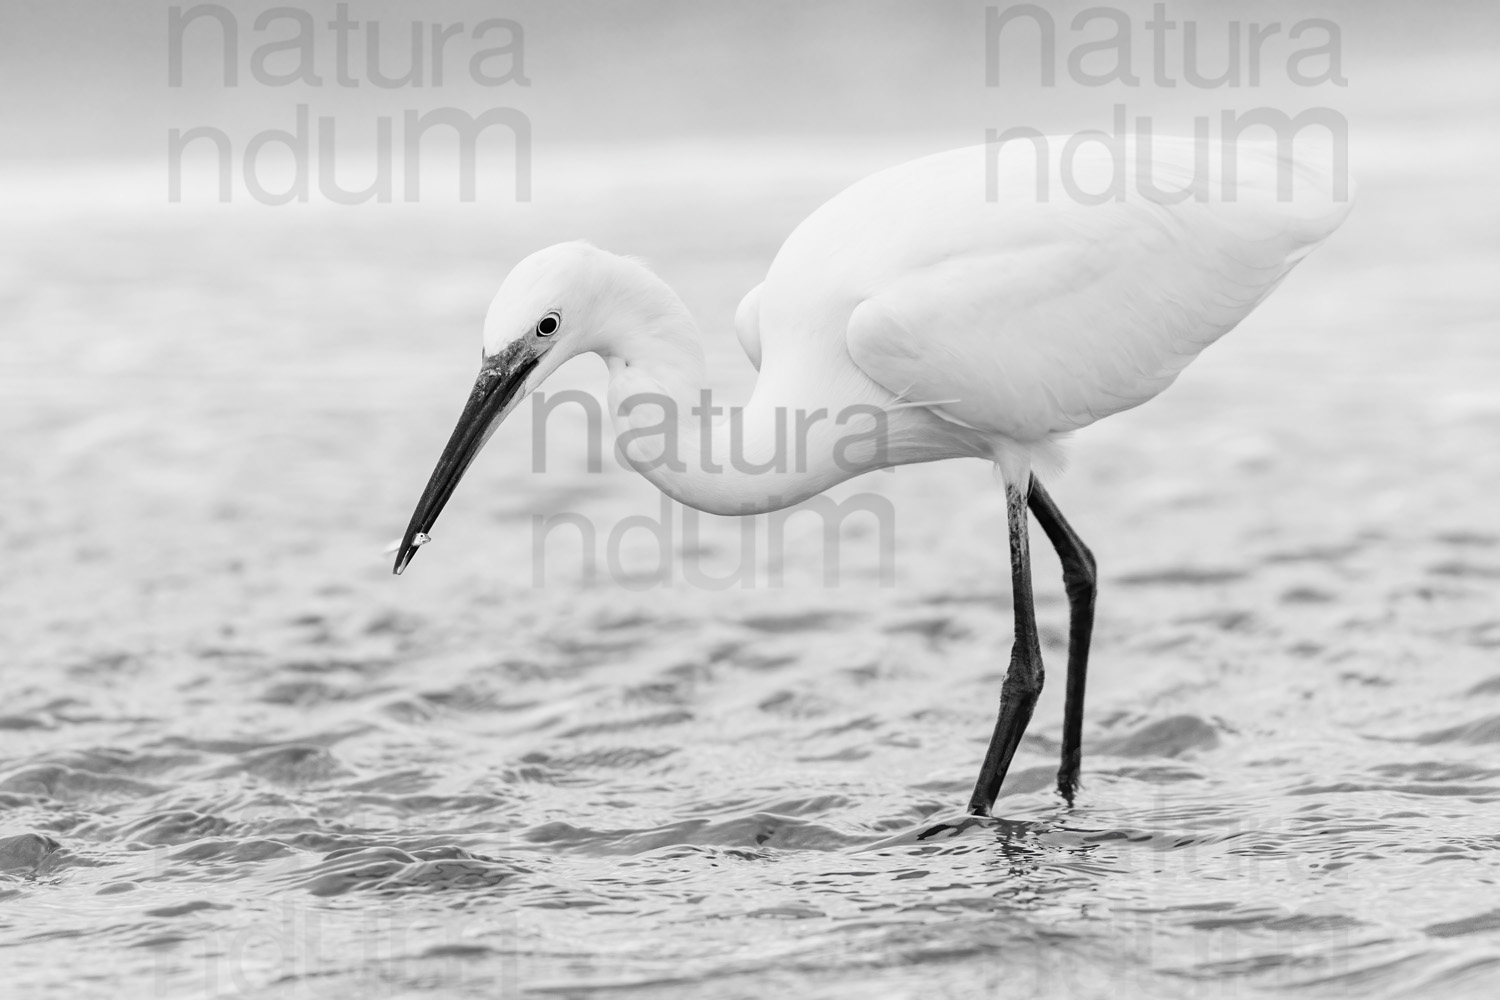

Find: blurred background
4;0;1497;154
3;2;1499;998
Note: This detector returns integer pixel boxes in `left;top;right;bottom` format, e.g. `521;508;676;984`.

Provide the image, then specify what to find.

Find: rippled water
3;127;1499;998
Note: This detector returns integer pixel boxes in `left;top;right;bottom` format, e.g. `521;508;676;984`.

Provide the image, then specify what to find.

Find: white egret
394;135;1353;816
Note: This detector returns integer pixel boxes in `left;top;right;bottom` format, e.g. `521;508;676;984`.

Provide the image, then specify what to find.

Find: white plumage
394;134;1354;815
744;136;1352;481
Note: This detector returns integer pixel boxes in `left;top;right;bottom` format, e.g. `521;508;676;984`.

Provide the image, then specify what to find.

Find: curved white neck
605;358;901;517
580;258;979;515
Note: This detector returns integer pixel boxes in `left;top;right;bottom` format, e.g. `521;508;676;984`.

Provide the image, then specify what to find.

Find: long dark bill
393;349;540;575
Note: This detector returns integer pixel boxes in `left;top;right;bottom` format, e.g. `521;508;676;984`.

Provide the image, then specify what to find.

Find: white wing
762;137;1354;442
734;282;763;371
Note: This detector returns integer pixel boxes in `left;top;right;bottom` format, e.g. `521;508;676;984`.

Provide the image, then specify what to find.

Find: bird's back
754;136;1354;444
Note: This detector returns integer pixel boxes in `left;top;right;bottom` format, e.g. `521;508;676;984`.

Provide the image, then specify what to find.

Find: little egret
394;136;1353;816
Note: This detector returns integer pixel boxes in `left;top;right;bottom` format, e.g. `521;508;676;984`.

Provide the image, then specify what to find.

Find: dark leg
1027;477;1097;805
967;478;1045;817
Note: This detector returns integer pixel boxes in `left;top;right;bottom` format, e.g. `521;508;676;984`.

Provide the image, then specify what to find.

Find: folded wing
842;137;1354;440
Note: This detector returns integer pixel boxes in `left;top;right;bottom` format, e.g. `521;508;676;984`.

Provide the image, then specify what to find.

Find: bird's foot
1055;771;1079;808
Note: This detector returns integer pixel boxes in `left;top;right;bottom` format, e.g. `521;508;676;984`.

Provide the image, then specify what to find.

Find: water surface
2;132;1499;998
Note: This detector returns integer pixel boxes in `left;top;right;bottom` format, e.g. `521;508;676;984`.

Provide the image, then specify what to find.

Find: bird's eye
536;312;560;337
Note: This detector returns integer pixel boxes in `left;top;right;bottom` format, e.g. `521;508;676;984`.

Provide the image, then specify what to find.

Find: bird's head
392;241;692;575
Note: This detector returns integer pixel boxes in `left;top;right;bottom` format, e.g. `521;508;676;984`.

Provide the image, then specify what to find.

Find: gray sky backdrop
0;0;1494;165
